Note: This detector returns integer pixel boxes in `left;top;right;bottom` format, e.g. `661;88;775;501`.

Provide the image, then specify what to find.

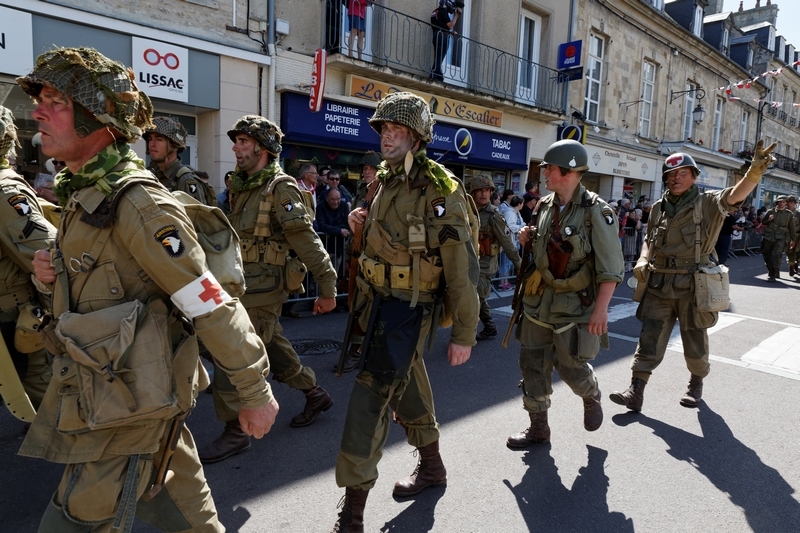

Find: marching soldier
144;116;208;204
610;142;775;413
331;92;479;532
507;140;623;448
0;105;57;419
760;194;796;281
198;115;338;463
468;174;521;340
783;195;799;277
20;46;278;532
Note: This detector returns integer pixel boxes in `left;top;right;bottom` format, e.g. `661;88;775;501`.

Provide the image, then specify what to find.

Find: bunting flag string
714;61;800;107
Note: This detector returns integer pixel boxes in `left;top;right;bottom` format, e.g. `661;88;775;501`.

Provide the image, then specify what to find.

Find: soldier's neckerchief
662;184;699;219
231;160;281;193
375;148;458;196
53;140;146;206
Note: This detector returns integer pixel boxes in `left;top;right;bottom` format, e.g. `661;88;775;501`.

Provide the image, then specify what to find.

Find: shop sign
429;123;527;169
0;7;33;76
345;74;503;128
310;49;327;112
557;40;582;70
132;38;188;103
586;145;658;182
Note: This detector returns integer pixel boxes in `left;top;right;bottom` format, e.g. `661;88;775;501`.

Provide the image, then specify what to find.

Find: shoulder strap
175;166;193;179
693;193;704;265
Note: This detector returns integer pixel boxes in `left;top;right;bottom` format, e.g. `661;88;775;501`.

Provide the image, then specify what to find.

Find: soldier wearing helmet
785;195;800;277
467;174;521;341
143;116;208;204
331;92;478;532
19;47;279;532
760;194;797;280
0;105;57;425
507;139;623;449
197;114;338;464
610;141;776;416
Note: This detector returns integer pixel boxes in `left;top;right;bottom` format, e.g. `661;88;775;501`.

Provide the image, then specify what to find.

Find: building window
721;27;729;53
584;34;604;123
692;6;703;38
682;82;697;140
516;10;542;105
739;110;749;152
747;48;754;70
638;61;656;137
712;98;724;151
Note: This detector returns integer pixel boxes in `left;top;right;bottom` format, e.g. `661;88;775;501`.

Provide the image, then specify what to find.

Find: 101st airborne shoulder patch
188;181;198;194
602;207;615;225
154;225;185;257
281;198;294;212
431;197;446;218
8;194;32;216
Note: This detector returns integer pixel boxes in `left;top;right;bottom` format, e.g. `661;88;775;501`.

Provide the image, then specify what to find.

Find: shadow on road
379;485;446;532
613;403;800;532
503;443;633;532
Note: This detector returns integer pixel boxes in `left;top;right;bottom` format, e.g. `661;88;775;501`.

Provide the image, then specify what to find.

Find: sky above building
722;0;800;54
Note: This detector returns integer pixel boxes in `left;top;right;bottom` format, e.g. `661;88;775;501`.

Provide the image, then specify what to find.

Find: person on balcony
430;0;462;82
346;0;372;60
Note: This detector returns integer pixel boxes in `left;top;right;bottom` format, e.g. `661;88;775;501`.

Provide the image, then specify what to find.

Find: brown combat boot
583;391;603;431
609;378;647;412
679;374;704;408
507;411;550;448
393;440;447;497
291;385;334;427
330;487;369;533
476;319;498;341
198;420;251;464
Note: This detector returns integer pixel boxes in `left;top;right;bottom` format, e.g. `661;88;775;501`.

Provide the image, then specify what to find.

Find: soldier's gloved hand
633;257;650;283
745;139;777;183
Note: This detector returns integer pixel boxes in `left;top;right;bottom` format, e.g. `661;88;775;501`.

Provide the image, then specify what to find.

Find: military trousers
211;302;316;422
335;311;439;490
476;273;493;323
761;239;785;271
631;290;713;382
517;318;600;413
38;425;222;533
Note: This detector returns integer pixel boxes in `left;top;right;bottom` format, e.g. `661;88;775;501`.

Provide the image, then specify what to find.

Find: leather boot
330;487;368;533
506;411;550;448
291;385;334;427
476;319;498;341
679;374;704;408
583;390;603;431
393;440;447;497
198;420;251;464
333;349;361;374
609;378;647;412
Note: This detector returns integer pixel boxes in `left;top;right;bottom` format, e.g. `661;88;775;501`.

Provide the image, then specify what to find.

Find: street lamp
670;87;706;124
692;104;706;125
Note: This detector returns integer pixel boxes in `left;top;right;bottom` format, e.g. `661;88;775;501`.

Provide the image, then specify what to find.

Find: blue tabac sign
281;92;528;169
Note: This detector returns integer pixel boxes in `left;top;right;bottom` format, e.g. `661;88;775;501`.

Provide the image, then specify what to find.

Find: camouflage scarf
231;160;281;193
662;184;699;219
376;148;458;196
53;140;147;206
0;158;10;170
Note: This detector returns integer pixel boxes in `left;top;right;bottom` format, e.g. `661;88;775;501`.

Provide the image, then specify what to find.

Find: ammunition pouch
693;264;730;312
359;255;441;293
362;294;424;385
14;301;45;354
284;256;307;293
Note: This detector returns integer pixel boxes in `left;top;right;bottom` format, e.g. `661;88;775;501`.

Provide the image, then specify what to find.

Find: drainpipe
267;0;277;122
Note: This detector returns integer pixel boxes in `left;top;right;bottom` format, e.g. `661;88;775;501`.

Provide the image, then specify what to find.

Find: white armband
171;271;232;319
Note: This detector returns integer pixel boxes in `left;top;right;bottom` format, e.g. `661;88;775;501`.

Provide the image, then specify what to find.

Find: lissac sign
132;38;189;103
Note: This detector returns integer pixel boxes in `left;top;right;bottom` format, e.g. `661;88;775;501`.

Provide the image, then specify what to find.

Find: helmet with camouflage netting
360;151;382;168
144;116;188;152
0;106;20;159
539;140;589;172
227;115;283;156
467;173;495;194
369;92;434;144
16;47;153;141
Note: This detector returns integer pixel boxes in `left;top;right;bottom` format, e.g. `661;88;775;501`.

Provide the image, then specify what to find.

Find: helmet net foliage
369;92;434;143
0;105;20;159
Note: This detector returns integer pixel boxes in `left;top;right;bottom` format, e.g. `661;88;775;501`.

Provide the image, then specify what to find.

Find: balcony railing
790;117;796;127
779;110;787;122
736;140;800;175
767;106;778;116
323;0;567;113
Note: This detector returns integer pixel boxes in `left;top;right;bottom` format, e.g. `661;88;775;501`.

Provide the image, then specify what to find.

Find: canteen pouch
54;299;179;430
362;294;423;385
14;301;45;354
284;256;307;293
693;264;730;312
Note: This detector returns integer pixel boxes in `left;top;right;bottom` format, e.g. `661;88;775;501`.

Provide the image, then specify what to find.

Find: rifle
142;410;189;501
337;179;380;376
501;235;532;348
0;331;36;422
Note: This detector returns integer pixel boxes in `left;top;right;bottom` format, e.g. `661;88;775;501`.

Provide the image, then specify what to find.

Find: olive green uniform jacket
20;174;273;464
523;185;624;324
762;208;797;244
477;203;522;275
149;157;207;204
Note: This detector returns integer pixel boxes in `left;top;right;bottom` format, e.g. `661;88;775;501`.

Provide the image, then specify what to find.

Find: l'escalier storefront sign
345;74;503;128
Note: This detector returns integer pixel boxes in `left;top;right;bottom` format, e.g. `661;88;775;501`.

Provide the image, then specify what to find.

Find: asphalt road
1;253;799;532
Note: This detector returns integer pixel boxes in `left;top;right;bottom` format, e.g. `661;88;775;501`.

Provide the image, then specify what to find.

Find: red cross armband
171;271;232;319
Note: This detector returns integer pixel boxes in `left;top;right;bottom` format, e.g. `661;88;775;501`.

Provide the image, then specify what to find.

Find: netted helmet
227;115;283;156
539;140;589;172
369;92;434;144
360;151;382;168
0;106;20;159
144;116;188;152
662;152;700;179
16;47;153;141
467;174;495;194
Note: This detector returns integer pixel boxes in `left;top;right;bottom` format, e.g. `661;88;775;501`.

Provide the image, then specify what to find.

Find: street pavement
1;254;799;532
